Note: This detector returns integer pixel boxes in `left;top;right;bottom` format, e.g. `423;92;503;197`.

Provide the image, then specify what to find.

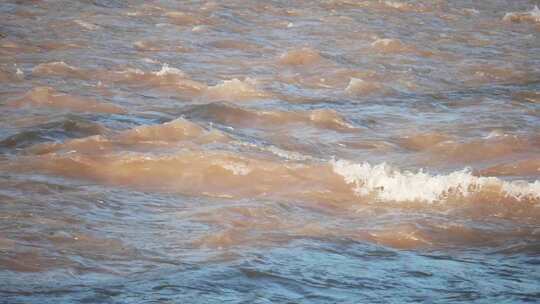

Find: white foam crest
15;68;23;78
116;68;145;75
205;78;267;100
209;78;257;92
384;1;407;9
266;146;312;161
503;181;540;201
463;8;479;15
345;77;369;94
371;38;398;47
153;63;186;77
503;5;540;23
233;141;312;161
220;162;252;175
345;78;365;92
192;25;207;32
484;130;505;139
74;20;100;30
331;159;540;203
33;61;78;72
529;5;540;21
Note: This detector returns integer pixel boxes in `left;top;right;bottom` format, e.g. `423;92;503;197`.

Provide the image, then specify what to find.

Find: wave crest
331;159;540;204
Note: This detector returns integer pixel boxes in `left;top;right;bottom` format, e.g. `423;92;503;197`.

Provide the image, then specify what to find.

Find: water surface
1;0;540;303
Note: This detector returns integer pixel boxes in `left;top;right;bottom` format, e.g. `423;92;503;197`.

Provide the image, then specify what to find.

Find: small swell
33;61;85;79
8;87;125;114
203;78;268;101
279;47;324;66
30;118;228;155
345;77;385;96
134;40;190;52
371;38;407;53
186;103;355;131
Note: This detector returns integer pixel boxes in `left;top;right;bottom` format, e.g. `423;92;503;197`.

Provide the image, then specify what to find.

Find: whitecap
331;159;540;203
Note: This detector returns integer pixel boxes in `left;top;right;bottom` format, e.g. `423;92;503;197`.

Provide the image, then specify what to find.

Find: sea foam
331;159;540;204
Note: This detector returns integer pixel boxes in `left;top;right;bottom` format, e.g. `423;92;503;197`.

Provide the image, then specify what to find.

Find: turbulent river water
1;0;540;303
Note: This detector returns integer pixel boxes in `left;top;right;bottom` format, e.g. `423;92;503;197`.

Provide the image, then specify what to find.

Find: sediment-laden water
1;0;540;303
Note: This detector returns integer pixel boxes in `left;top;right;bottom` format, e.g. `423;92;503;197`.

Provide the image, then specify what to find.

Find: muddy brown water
1;0;540;303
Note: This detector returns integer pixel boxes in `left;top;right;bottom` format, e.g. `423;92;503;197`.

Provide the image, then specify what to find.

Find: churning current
1;0;540;303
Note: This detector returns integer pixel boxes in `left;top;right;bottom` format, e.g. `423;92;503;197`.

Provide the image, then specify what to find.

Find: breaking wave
332;159;540;204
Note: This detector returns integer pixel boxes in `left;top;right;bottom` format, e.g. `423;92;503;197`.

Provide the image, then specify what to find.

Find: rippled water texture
1;0;540;303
